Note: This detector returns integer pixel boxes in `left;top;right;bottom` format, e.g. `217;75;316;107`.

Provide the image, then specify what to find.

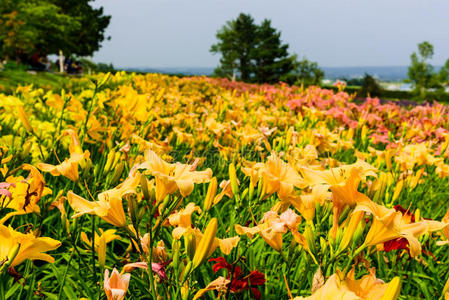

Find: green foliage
0;0;80;59
252;19;294;83
79;58;115;73
408;41;449;100
211;13;295;83
0;68;84;94
210;13;257;82
50;0;111;57
360;74;383;97
282;55;324;87
0;0;110;60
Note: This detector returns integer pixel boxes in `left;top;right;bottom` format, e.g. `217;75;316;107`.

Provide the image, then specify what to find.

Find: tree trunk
59;50;64;73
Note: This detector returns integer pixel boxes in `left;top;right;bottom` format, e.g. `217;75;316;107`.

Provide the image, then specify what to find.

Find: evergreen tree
360;73;383;97
252;19;294;83
211;13;322;84
210;13;257;81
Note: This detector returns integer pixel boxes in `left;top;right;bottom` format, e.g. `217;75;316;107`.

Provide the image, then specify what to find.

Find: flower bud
392;179;404;201
352;216;366;249
17;105;33;133
414;208;421;222
104;150;116;174
229;163;239;197
240;188;248;202
181;261;193;284
140;175;151;203
409;168;424;189
172;239;181;271
203;177;217;212
109;162;124;186
128;194;139;226
192;218;218;269
258;177;266;201
381;276;401;300
286;126;293;147
304;223;316;255
248;176;255;201
338;211;364;253
184;232;196;261
98;234;107;268
112;152;122;170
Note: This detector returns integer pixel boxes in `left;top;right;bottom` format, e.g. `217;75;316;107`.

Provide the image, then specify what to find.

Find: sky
91;0;449;68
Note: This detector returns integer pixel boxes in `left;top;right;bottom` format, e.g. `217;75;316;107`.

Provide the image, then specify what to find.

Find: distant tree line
344;42;449;101
210;13;323;86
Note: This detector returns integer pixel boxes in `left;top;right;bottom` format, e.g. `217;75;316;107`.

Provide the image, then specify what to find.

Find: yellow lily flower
81;229;120;266
1;164;50;224
137;150;212;202
241;152;307;202
67;168;140;227
291;185;331;222
0;224;61;267
67;190;126;228
37;129;90;182
300;160;376;236
168;204;239;256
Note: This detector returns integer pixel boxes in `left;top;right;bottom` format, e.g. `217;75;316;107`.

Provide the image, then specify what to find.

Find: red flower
393;205;415;222
209;257;233;273
383;205;434;258
384;237;409;253
208;257;265;299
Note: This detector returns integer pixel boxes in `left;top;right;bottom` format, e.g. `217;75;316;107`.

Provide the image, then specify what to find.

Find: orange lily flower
235;209;304;252
300;160;376;236
355;200;448;257
294;269;400;300
104;268;131;300
242;152;307;202
193;277;230;300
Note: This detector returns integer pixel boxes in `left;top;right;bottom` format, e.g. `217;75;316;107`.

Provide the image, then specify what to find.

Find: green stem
80;83;98;147
0;274;5;300
58;248;75;300
343;244;367;277
91;216;98;288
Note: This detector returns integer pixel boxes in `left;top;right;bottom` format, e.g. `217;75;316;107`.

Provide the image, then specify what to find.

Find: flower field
2;72;449;299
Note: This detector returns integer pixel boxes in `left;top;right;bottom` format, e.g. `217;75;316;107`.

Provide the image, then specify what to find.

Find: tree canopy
0;0;110;60
210;13;323;85
408;41;449;99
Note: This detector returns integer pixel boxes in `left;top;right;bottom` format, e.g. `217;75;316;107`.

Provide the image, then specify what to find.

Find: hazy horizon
91;0;449;69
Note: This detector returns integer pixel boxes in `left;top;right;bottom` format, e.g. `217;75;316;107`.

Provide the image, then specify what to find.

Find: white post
59;50;64;73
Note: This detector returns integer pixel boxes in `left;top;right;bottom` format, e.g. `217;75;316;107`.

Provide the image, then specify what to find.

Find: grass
0;69;79;94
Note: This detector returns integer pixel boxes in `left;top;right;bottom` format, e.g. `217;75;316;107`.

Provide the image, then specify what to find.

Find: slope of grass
0;69;79;94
